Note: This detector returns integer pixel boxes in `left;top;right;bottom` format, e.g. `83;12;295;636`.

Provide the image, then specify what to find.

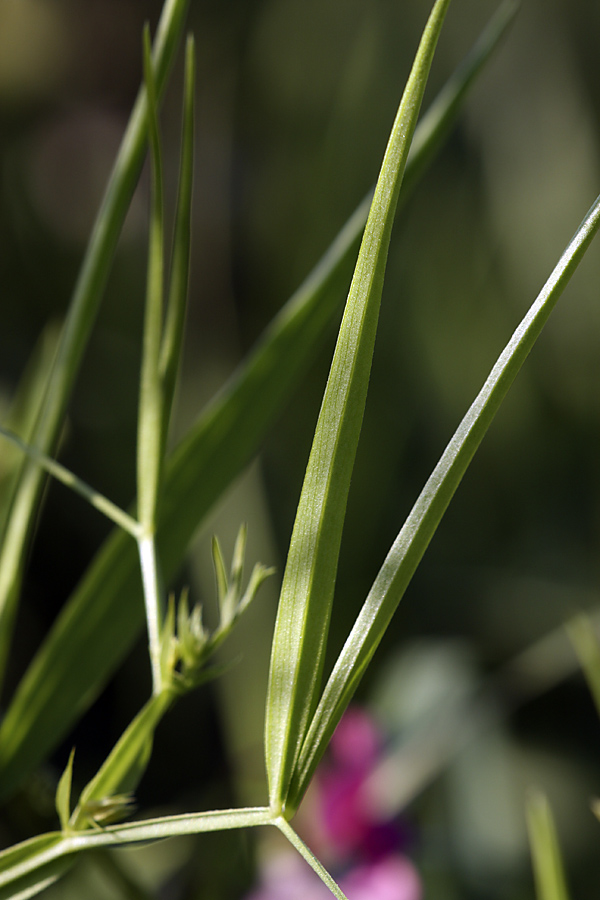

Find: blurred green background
1;0;600;897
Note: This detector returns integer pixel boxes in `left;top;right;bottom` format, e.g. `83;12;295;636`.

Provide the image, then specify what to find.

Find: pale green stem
137;534;164;694
275;817;349;900
0;427;141;540
0;806;350;896
0;808;274;895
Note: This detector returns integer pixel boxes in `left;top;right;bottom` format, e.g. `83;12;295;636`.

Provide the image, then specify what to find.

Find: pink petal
340;855;422;900
330;708;381;771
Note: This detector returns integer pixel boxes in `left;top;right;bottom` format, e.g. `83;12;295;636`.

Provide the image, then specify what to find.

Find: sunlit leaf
526;790;571;900
287;190;600;812
160;34;196;437
265;0;453;814
137;23;167;537
0;324;60;536
55;748;75;833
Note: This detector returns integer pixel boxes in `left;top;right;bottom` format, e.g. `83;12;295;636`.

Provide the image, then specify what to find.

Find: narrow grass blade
137;24;167;536
567;613;600;719
287;192;600;812
0;324;60;536
0;8;508;802
526;790;571;900
137;31;195;694
0;0;190;692
55;749;75;833
160;35;195;434
265;0;453;815
212;537;229;607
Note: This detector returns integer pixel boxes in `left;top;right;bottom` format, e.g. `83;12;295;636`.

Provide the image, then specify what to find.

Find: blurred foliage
1;0;600;898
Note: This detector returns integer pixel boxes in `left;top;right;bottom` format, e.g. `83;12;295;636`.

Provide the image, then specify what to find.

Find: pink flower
244;853;332;900
316;708;411;865
247;708;421;900
245;851;421;900
340;855;421;900
329;707;381;772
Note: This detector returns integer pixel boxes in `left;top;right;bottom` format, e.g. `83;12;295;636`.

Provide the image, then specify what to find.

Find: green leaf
160;34;196;437
526;790;571;900
0;833;73;900
136;29;195;694
55;748;75;832
212;536;229;611
0;4;511;802
138;30;195;536
137;24;167;535
219;524;247;626
0;0;190;694
265;0;453;815
0;324;60;536
287;190;600;812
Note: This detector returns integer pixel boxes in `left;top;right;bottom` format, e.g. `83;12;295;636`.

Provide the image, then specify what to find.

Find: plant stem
0;427;141;540
275;817;349;900
137;535;164;694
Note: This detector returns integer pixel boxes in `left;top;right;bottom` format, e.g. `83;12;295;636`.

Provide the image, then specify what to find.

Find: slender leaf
136;29;195;694
160;34;196;437
0;0;190;692
212;537;229;609
55;749;75;832
137;24;167;536
287;191;600;812
0;5;513;801
265;0;453;814
0;324;60;534
526;790;571;900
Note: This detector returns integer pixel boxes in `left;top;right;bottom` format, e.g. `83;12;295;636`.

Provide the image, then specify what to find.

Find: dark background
1;0;600;897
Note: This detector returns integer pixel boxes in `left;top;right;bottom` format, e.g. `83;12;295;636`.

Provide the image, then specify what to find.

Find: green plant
1;0;600;897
